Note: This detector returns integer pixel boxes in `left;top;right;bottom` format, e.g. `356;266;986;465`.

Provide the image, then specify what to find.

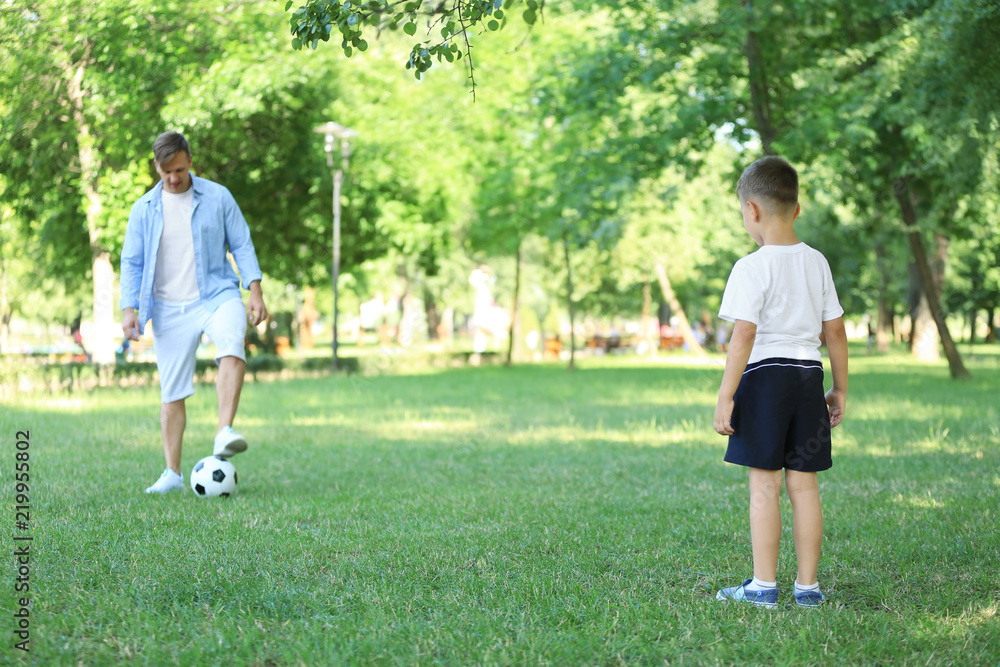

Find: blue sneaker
716;579;779;608
794;588;826;608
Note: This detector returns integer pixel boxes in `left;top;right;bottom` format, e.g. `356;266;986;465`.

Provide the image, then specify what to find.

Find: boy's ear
747;200;761;222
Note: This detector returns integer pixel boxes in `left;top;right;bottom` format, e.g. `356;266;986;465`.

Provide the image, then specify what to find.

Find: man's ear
747;200;761;222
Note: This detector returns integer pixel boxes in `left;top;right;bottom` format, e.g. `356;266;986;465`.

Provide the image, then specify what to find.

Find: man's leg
785;469;823;586
217;355;246;430
749;467;784;583
161;399;186;474
205;298;250;457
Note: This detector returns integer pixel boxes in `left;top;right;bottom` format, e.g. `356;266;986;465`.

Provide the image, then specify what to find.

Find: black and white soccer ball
190;456;238;498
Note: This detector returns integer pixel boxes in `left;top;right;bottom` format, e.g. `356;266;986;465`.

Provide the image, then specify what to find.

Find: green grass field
2;347;999;665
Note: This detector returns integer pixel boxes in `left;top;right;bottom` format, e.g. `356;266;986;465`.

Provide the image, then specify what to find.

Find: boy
713;156;848;608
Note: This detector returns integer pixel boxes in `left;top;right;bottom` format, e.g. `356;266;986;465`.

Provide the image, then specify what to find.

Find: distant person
120;131;268;494
713;156;848;608
71;314;90;362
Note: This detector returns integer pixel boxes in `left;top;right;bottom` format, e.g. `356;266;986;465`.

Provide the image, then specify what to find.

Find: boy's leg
785;469;823;586
749;467;784;583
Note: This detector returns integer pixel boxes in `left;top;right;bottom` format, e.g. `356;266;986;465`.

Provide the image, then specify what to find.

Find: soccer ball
190;456;238;498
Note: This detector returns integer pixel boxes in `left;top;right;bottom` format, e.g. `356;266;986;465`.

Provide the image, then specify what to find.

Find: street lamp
313;121;358;370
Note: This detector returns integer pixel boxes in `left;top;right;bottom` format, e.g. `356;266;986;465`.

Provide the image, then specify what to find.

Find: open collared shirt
120;174;263;335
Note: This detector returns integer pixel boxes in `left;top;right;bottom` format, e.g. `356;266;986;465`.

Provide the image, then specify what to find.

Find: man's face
155;151;193;194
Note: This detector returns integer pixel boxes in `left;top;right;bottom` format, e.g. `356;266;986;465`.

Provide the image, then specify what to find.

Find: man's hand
825;387;847;428
247;281;268;327
122;308;140;341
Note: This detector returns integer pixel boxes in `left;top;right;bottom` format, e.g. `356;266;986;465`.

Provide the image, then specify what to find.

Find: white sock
745;576;777;592
795;580;821;592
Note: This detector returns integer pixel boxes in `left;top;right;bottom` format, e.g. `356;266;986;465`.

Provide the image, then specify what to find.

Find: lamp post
313;121;358;370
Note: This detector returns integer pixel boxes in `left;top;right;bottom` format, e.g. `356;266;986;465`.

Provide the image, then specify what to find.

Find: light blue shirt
120;174;263;335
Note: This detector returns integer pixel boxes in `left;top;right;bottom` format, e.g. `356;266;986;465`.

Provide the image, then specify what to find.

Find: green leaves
282;0;545;85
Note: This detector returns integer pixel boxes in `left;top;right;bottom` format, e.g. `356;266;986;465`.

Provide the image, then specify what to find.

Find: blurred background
2;0;998;379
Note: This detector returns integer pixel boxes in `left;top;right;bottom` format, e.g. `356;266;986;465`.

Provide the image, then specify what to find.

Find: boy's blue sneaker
716;579;779;608
794;588;826;608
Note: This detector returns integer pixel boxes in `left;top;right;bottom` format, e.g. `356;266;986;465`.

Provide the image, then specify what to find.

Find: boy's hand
714;398;735;436
825;388;846;428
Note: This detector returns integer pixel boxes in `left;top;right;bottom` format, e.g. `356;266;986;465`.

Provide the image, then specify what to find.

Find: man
121;131;268;494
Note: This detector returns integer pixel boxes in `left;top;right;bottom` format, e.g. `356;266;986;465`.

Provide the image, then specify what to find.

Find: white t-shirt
719;243;844;364
153;188;200;302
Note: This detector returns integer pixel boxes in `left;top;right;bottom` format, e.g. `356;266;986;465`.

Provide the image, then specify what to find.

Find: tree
284;0;546;94
0;0;239;363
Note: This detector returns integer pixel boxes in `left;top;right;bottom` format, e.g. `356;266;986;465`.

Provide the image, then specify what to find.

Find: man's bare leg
216;356;246;430
160;399;186;474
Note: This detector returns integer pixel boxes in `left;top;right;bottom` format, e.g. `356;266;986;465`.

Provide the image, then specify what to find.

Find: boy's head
736;156;799;221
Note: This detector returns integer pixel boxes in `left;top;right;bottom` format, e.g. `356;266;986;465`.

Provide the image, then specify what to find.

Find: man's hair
736;156;799;217
153;131;191;164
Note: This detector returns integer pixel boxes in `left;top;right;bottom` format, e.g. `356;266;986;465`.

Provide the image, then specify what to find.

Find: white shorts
151;297;247;403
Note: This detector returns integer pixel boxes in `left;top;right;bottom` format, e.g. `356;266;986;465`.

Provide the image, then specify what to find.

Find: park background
2;0;1000;665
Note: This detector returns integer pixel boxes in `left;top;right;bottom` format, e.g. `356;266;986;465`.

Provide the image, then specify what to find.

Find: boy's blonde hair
737;156;798;217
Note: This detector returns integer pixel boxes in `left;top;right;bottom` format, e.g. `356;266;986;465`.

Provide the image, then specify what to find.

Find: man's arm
822;316;848;428
120;203;145;340
122;308;140;341
246;280;268;327
221;190;263;289
714;319;757;436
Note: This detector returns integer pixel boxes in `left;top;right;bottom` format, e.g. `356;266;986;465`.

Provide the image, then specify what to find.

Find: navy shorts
726;358;832;472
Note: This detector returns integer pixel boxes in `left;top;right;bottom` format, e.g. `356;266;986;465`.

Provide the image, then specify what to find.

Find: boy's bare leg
160;399;186;474
748;467;783;583
216;356;246;430
786;469;823;586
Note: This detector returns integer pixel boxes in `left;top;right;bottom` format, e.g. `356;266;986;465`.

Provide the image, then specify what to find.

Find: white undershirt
719;243;844;364
153;188;200;302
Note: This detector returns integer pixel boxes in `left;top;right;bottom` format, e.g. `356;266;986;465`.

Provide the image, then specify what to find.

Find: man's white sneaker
213;426;248;458
145;468;185;494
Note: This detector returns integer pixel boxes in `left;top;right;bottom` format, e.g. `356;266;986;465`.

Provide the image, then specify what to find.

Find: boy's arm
714;319;757;436
822;316;849;428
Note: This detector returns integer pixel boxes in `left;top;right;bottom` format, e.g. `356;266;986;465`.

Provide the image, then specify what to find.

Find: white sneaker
213;426;248;458
145;468;185;494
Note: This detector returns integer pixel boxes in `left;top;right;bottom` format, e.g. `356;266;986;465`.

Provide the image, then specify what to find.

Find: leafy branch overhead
282;0;543;88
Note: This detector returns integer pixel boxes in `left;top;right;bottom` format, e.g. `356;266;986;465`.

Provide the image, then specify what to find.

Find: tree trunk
742;0;777;156
0;259;8;354
562;234;576;371
968;309;977;345
395;269;414;346
63;56;117;366
641;276;657;357
873;242;892;354
506;240;522;366
423;284;440;342
986;306;996;344
893;178;971;379
654;261;706;356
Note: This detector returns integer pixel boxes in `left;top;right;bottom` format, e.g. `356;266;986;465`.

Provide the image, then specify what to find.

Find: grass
1;346;999;665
